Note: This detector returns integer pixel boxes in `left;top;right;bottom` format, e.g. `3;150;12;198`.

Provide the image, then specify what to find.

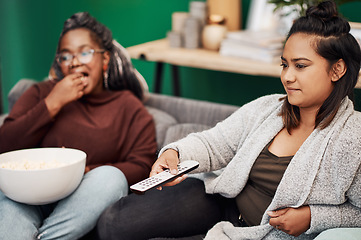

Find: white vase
202;24;227;51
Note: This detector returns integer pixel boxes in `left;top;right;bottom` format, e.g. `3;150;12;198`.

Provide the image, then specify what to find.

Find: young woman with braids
0;12;157;239
97;1;361;239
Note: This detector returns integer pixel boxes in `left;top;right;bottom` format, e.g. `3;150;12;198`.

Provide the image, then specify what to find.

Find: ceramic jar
183;16;202;49
202;15;228;51
189;1;207;27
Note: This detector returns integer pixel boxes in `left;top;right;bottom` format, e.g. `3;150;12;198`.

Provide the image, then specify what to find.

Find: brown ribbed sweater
0;80;157;185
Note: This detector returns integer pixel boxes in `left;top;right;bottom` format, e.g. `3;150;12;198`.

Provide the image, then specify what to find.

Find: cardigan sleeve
160;94;284;173
305;109;361;234
307;164;361;233
308;202;361;233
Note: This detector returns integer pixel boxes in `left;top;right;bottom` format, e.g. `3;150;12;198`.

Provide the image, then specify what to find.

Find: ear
331;59;347;82
102;51;111;71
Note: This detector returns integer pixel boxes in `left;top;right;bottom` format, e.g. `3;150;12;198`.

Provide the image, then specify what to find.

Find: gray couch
0;79;239;240
2;80;360;240
0;79;239;152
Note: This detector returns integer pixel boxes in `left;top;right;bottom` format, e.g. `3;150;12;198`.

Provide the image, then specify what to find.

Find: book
220;39;283;63
225;30;286;49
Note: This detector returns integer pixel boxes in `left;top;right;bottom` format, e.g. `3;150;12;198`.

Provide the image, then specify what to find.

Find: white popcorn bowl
0;148;86;205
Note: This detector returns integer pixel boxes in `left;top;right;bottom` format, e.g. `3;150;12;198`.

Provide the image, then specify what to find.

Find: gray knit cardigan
161;94;361;240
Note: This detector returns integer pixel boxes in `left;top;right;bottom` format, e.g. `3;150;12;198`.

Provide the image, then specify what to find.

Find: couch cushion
146;106;178;149
314;228;361;240
0;114;7;126
8;79;37;111
144;93;239;127
163;123;210;147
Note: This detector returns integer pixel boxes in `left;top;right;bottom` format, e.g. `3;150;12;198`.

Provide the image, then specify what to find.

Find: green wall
1;0;361;113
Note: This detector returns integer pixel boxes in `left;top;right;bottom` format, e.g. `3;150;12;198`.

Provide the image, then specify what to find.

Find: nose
281;68;296;84
69;54;82;68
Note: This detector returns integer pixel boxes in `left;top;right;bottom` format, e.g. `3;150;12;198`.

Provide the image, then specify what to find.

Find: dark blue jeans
96;177;242;240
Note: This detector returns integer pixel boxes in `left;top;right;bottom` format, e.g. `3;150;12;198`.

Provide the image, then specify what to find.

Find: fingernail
171;169;178;175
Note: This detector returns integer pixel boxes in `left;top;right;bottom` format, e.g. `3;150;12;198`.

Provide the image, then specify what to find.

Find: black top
236;141;293;226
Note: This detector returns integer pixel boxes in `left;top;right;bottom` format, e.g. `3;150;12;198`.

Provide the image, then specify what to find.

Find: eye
58;53;72;62
80;50;93;57
280;62;288;69
296;63;307;69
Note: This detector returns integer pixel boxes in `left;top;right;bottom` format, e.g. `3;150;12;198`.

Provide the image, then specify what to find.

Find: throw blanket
162;94;361;240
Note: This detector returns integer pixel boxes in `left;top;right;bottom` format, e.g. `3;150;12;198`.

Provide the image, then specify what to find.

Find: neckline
264;141;293;160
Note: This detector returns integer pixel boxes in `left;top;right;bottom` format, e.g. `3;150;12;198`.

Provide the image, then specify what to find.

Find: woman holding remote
0;12;157;240
97;1;361;239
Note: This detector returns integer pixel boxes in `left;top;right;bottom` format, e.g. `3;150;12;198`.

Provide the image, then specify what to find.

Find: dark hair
281;0;361;132
51;12;144;100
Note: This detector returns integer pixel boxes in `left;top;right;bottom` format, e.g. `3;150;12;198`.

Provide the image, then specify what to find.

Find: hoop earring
103;70;109;89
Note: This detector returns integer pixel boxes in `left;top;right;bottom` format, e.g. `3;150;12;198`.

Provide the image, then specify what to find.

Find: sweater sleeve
162;108;247;172
308;202;361;233
87;95;157;185
160;94;284;173
0;83;54;153
307;164;361;233
111;107;156;185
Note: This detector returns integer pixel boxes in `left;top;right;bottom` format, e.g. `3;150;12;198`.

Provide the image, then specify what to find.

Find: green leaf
268;0;360;16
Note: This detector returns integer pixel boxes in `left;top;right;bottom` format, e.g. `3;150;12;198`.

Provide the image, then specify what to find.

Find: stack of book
219;30;286;63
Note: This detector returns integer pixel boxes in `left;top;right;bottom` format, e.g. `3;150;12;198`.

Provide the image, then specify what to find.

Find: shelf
126;38;361;89
127;39;281;77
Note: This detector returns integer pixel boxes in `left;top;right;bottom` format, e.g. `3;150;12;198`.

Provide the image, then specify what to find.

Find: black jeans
96;178;243;240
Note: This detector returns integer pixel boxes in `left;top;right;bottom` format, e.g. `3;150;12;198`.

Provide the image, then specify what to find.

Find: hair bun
306;0;338;21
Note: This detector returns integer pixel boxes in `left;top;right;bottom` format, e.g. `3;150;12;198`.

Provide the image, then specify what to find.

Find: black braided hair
52;12;144;100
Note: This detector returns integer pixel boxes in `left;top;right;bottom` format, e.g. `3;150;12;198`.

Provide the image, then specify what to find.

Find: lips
78;72;89;87
81;72;89;77
286;87;300;92
71;69;89;77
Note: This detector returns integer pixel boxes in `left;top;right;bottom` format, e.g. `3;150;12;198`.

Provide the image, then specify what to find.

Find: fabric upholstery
8;79;37;111
314;228;361;240
1;79;239;153
145;106;178;149
0;114;6;126
163;123;210;147
144;93;238;127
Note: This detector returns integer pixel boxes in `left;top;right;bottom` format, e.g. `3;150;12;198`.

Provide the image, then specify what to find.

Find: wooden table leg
171;65;181;97
153;62;181;96
154;62;164;94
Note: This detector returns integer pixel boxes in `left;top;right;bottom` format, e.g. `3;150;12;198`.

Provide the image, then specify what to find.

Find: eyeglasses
56;49;105;66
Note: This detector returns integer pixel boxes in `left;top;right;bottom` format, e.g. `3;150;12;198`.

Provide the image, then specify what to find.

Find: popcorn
0;159;66;170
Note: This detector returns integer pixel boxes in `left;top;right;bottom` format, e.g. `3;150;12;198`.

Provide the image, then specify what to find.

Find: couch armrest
0;114;7;126
144;93;239;127
8;79;37;111
7;80;239;128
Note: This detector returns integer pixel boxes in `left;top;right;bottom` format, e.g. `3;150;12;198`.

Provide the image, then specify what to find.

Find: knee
96;195;142;240
96;204;127;240
87;166;128;198
0;191;33;219
89;165;126;183
96;206;113;240
0;194;39;239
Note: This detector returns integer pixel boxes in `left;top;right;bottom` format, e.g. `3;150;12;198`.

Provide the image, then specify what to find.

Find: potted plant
268;0;359;17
